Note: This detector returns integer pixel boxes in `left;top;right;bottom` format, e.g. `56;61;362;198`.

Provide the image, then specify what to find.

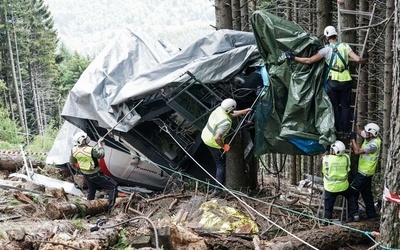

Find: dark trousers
324;188;358;220
350;172;377;218
84;172;118;212
208;147;226;189
327;79;351;133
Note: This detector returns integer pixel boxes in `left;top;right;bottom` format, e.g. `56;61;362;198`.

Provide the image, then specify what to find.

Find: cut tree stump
261;220;380;250
45;199;109;219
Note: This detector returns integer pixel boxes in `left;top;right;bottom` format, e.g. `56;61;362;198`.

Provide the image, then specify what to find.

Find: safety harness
324;43;349;91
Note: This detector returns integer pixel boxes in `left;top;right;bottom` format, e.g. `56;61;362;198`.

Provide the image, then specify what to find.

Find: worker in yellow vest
285;26;365;138
349;123;381;220
322;140;359;225
201;98;251;197
70;131;118;214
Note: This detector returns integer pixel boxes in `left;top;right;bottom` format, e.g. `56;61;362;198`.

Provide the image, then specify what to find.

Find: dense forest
0;0;399;248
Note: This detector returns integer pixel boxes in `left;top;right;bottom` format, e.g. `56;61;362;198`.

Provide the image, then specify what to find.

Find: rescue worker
322;140;359;224
349;123;381;220
201;98;251;196
285;26;365;138
70;131;118;214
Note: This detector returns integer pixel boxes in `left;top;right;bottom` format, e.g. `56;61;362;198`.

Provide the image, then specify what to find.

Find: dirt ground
0;165;379;250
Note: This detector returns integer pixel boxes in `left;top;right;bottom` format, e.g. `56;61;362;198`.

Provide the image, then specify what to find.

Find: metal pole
100;99;144;140
221;86;267;156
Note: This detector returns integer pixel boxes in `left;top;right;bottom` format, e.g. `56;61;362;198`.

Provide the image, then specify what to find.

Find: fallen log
45;199;109;219
261;220;380;250
0;154;44;171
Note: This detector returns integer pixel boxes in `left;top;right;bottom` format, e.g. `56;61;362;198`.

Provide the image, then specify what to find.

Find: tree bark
240;0;249;31
226;131;248;189
6;15;25;131
231;0;240;30
215;0;233;30
382;0;394;171
45;199;109;219
316;0;332;37
289;155;296;185
380;0;400;246
262;221;379;250
0;154;44;171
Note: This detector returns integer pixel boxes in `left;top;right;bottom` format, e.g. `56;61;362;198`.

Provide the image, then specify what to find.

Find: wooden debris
13;190;34;204
0;154;44;171
261;220;380;250
45;199;109;219
45;187;70;202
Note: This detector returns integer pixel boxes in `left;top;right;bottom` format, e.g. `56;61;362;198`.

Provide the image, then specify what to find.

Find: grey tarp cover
250;11;336;156
50;29;259;165
61;29;258;132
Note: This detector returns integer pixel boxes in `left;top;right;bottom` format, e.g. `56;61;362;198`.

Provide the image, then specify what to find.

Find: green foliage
71;218;85;230
0;108;25;145
9;200;21;206
25;122;59;152
55;43;92;96
113;229;130;249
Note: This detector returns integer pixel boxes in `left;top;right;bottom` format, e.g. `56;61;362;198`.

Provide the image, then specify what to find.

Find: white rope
159;123;319;250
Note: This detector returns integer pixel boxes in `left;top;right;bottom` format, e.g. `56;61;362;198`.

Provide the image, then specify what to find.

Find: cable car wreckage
46;11;336;193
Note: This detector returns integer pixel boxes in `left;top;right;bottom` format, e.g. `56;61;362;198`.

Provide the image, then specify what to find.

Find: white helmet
221;98;237;113
324;26;338;37
73;131;90;146
331;140;346;155
364;123;380;137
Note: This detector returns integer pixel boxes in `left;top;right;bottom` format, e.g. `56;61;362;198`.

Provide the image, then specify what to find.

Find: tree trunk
382;0;394;170
231;0;240;31
29;62;42;135
380;0;400;246
239;0;249;31
0;154;44;171
262;221;380;250
289;155;296;185
45;199;109;219
12;17;28;137
316;0;332;37
215;0;232;30
285;0;291;21
6;18;25;131
226;131;248;189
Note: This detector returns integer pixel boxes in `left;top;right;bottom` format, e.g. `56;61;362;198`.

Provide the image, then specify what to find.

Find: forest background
0;0;399;247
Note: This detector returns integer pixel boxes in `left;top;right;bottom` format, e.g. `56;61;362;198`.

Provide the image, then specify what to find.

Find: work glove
222;144;230;152
285;51;295;60
242;108;253;115
348;131;356;140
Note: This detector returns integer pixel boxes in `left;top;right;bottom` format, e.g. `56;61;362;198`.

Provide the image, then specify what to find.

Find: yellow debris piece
198;199;258;234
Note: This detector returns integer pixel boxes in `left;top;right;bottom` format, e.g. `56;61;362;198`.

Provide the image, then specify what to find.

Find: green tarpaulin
251;11;336;156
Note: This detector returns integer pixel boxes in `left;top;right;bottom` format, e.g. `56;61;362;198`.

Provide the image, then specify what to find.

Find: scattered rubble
0;164;379;249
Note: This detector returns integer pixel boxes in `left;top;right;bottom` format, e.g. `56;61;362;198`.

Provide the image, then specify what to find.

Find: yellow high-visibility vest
322;154;350;192
201;107;232;149
358;137;381;175
72;146;95;171
325;43;352;82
